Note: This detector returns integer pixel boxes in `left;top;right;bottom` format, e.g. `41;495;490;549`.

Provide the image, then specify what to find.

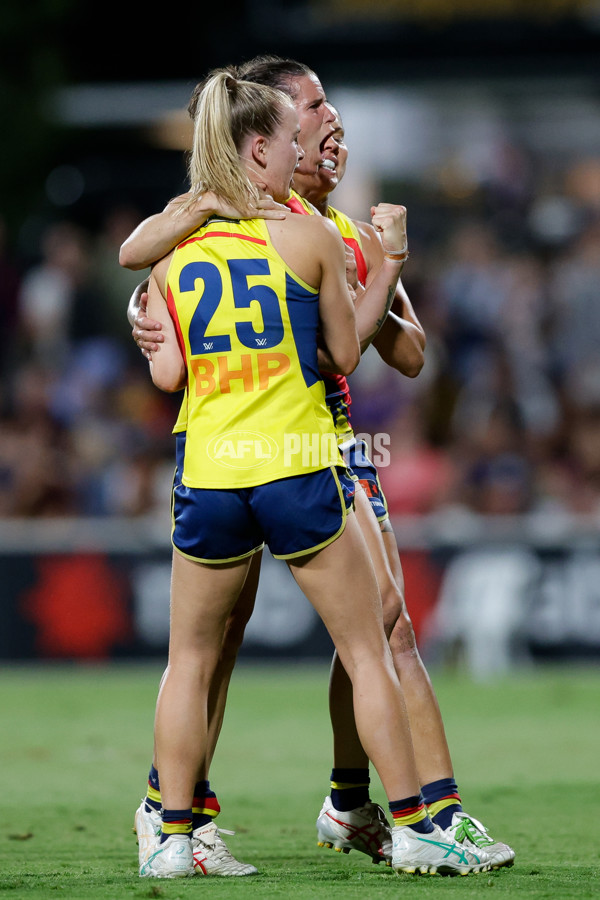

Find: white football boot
133;800;161;874
192;821;258;876
445;811;515;869
392;822;490;876
316;795;392;864
139;833;194;878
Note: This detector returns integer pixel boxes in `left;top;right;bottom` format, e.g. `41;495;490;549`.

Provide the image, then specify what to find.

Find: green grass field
0;661;598;899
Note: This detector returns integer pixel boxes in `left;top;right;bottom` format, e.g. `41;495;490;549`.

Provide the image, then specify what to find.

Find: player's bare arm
370;274;426;377
372;304;426;378
375;276;426;375
314;218;360;376
268;213;359;376
145;255;186;393
119;191;287;271
127;278;161;360
127;278;150;329
352;206;425;375
120;193;206;271
352;203;409;351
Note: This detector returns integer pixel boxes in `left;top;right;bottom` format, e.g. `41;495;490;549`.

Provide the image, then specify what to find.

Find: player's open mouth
318;129;337;172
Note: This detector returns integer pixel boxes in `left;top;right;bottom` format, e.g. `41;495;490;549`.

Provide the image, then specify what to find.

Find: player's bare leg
136;552;261;876
382;522;513;867
324;490;513;868
288;512;421;800
205;550;263;771
289;512;488;875
381;529;454;783
328;488;452;778
154;552;251;813
140;552;251;878
148;550;261;777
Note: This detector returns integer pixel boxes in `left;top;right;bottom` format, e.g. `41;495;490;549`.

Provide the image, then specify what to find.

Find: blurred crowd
354;151;600;524
1;148;600;522
0;206;180;517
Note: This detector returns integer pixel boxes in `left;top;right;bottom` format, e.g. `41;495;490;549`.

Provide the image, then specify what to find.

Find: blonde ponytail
182;68;290;213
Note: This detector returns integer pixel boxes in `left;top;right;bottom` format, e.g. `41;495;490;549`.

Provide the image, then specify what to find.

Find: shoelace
452;814;495;848
193;837;253;871
193;826;240;859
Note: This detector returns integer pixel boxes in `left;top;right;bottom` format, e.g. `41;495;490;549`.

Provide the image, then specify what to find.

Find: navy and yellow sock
330;768;370;811
160;809;192;843
145;765;162;813
421;777;462;830
192;780;221;830
389;794;434;834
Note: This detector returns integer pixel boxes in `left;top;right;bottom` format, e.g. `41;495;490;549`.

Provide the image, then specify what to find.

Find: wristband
384;248;409;263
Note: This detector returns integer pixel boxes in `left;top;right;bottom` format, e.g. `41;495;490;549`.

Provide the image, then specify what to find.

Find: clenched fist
370;203;407;257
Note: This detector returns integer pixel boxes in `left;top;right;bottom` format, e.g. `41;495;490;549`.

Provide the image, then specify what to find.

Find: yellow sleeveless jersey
165;217;342;488
172;195;365;441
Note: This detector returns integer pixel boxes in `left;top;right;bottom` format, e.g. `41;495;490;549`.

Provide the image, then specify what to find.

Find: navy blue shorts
171;433;355;564
340;438;389;523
